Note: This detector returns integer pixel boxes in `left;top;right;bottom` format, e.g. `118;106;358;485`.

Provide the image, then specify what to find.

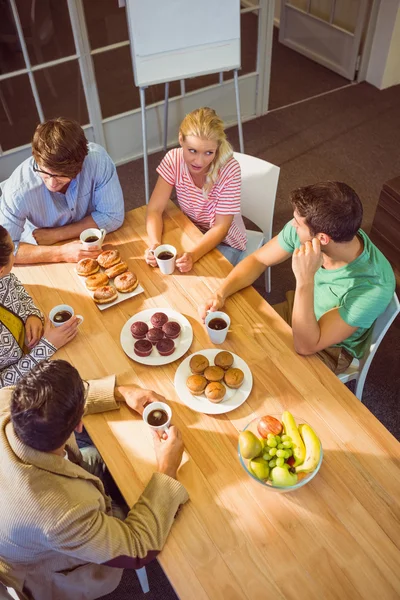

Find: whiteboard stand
139;87;150;205
234;69;245;156
163;82;169;152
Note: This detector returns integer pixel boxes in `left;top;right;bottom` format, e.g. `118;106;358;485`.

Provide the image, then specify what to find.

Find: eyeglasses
33;161;71;182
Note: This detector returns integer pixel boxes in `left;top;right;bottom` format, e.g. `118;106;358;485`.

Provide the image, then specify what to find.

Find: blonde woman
145;107;246;271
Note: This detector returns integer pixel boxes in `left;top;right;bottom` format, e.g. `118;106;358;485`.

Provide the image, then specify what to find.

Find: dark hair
32;117;88;179
290;182;363;242
11;360;86;452
0;225;13;267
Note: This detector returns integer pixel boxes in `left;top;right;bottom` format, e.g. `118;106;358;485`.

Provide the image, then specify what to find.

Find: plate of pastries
174;349;253;414
76;249;144;310
120;308;193;365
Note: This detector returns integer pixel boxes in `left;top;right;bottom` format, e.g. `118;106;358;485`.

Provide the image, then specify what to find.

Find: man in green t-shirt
199;182;395;374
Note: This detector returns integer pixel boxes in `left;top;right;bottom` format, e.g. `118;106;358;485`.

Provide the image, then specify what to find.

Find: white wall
381;3;400;88
366;0;400;89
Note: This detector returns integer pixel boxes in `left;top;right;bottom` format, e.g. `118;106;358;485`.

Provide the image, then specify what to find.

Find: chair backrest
233;152;280;240
359;292;400;372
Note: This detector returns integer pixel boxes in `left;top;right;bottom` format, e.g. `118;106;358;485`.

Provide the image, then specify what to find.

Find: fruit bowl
238;414;323;493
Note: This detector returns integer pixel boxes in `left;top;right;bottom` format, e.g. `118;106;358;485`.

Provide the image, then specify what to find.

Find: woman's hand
176;252;194;273
145;243;159;267
25;315;43;349
42;317;79;349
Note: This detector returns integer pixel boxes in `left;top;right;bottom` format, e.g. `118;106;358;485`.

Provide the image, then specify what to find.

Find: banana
281;411;305;466
295;424;321;474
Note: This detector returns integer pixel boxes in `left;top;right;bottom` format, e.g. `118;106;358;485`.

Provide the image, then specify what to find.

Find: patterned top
0;273;55;387
157;148;247;250
0;142;124;247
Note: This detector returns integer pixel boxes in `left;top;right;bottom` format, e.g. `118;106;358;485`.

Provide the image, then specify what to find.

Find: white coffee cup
205;311;231;344
143;401;172;433
80;228;106;250
49;304;84;328
153;244;177;275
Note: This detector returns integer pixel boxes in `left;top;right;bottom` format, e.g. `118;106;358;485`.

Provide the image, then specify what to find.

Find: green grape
277;443;285;449
268;447;277;457
275;435;281;444
282;441;292;448
281;435;291;442
285;449;293;457
284;451;291;459
262;453;270;461
267;438;277;448
267;433;275;439
268;458;277;468
276;449;286;458
276;457;285;467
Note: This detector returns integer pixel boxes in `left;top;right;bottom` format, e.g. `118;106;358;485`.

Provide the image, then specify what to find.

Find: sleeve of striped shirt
0;185;27;246
91;153;125;233
156;150;177;186
215;159;242;215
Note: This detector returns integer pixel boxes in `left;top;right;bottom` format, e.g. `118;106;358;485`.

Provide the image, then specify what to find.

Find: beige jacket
0;376;189;600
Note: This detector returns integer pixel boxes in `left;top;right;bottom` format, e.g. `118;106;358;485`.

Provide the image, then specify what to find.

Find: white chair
338;292;400;401
233;152;280;293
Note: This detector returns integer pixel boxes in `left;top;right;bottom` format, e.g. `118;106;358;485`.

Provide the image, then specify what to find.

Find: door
279;0;369;80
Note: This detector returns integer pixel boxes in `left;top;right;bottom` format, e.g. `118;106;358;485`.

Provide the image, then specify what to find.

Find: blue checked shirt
0;143;124;246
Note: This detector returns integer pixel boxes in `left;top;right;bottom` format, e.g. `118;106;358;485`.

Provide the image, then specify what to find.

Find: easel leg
163;82;169;151
140;87;150;204
234;69;244;154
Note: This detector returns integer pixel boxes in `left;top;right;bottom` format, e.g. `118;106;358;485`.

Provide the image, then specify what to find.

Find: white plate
120;308;193;365
174;349;253;415
75;268;144;310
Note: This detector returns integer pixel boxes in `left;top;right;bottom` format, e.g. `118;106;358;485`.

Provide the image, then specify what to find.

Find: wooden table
15;202;400;600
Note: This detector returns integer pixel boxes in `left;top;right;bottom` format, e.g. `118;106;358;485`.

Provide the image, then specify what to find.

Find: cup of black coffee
49;304;84;328
143;401;172;433
153;244;177;275
205;311;230;344
80;228;106;250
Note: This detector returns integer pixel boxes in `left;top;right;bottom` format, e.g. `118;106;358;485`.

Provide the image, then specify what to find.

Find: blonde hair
179;107;233;196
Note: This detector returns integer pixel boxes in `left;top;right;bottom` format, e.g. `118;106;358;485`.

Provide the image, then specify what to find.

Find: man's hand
198;295;224;322
144;243;159;267
153;425;184;480
116;386;167;416
292;238;323;284
42;317;79;349
59;240;101;263
25;315;43;349
33;227;61;246
175;252;194;273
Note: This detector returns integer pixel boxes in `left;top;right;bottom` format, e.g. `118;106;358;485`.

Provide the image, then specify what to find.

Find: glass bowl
238;414;323;493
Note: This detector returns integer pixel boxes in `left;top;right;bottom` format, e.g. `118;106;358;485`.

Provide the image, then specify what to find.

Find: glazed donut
114;271;138;293
77;258;99;276
97;249;121;269
85;272;109;291
105;261;128;279
93;285;118;304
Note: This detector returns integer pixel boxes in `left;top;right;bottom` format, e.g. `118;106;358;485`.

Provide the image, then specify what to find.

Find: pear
270;466;298;487
249;457;270;480
239;430;262;460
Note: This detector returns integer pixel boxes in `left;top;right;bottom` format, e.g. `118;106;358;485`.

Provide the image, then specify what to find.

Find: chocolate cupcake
134;339;153;357
162;321;181;339
130;321;149;340
147;327;164;345
156;338;175;356
151;312;169;328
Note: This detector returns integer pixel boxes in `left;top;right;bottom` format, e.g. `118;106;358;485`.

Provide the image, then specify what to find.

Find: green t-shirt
277;222;396;358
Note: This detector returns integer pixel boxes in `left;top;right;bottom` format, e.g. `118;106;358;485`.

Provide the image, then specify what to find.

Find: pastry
204;366;224;382
85;272;109;291
97;249;121;269
186;375;207;394
224;367;244;389
156;338;175;356
130;321;148;339
214;351;234;371
205;382;226;403
77;258;99;276
134;339;153;357
105;261;128;279
93;285;118;304
114;271;138;293
162;321;181;339
189;354;209;374
151;312;168;328
147;328;164;345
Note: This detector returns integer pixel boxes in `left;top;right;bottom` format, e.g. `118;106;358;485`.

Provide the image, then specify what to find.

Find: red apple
257;415;283;438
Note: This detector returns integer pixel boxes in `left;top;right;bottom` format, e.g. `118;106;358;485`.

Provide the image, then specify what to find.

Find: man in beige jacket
0;360;189;600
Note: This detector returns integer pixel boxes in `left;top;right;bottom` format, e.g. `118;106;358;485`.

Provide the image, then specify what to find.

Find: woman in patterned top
145;107;246;272
0;225;79;387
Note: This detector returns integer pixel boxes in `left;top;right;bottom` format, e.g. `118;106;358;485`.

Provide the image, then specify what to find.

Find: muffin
151;312;168;328
204;366;224;382
130;321;149;340
224;368;244;389
189;354;209;374
147;327;164;345
156;338;175;356
214;351;234;370
186;375;207;394
134;339;153;357
205;382;226;403
162;321;181;339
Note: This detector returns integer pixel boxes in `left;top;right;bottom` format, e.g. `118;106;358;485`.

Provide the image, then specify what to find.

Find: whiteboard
125;0;241;87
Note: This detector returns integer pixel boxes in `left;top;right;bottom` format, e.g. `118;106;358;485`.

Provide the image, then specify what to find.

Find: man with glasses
0;117;125;264
0;360;188;600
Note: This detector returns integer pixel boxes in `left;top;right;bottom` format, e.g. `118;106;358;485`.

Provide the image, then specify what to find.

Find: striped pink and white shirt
157;148;246;251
